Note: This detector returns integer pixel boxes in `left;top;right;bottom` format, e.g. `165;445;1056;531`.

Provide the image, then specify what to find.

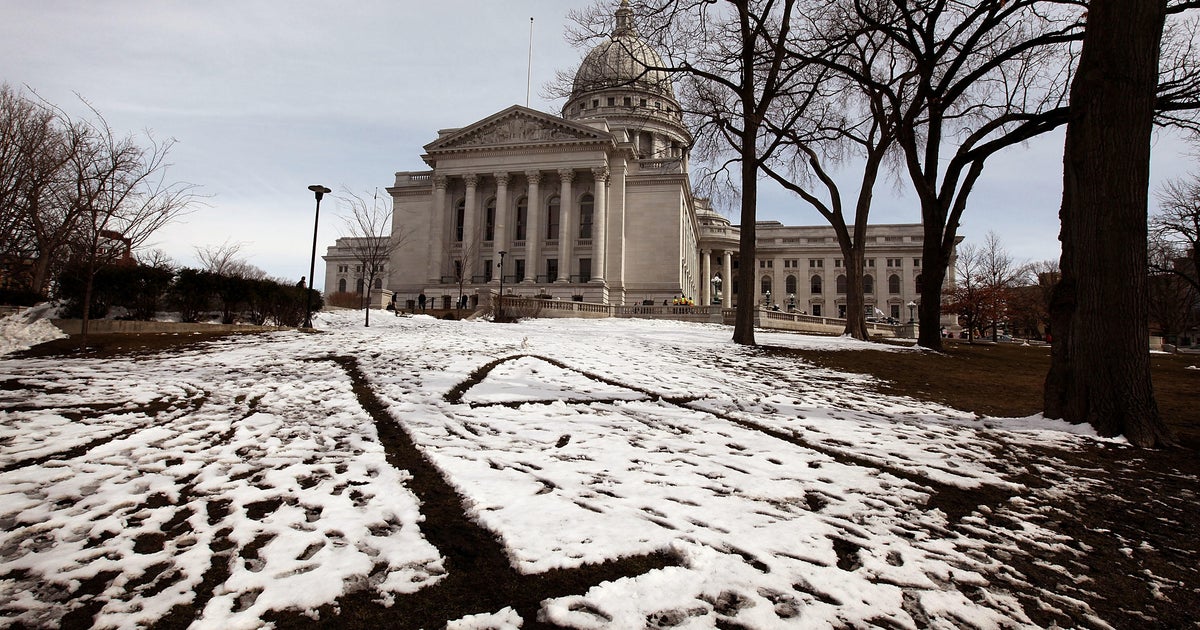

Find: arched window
579;193;594;239
888;274;901;294
863;274;874;294
546;196;560;239
811;275;822;294
454;199;465;242
785;274;797;295
515;197;528;241
836;274;847;294
484;197;496;241
761;276;772;296
374;277;382;290
915;273;923;294
338;278;346;293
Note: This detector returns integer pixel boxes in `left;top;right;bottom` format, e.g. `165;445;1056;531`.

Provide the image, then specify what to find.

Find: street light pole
497;250;507;321
304;184;332;329
907;300;917;323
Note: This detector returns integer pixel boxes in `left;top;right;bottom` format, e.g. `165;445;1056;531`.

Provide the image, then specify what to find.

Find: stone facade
323;0;953;324
322;236;389;297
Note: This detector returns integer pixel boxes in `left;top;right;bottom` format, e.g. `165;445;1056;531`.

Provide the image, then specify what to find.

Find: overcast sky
2;1;1194;287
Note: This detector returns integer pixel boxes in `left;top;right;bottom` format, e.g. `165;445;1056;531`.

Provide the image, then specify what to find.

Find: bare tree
196;240;252;277
977;231;1025;341
1153;172;1200;294
339;188;406;326
944;241;984;342
756;4;905;340
1044;0;1174;447
1148;228;1200;345
136;247;176;271
63;105;197;341
0;84;58;264
445;230;483;313
805;1;1088;350
563;0;805;345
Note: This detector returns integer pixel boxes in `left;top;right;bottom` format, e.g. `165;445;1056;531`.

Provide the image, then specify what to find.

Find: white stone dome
570;1;675;102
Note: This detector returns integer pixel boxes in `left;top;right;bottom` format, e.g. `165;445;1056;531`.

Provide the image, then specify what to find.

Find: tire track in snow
263;355;679;629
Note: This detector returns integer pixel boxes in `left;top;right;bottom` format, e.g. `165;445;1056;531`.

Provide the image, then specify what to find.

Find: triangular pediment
424;105;612;154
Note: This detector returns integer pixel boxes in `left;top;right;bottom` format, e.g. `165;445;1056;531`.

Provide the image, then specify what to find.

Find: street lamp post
789;293;795;312
497;250;507;321
304;185;331;329
764;290;771;308
907;300;917;323
711;274;721;305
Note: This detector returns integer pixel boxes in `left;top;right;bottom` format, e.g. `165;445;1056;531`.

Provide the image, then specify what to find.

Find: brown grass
774;338;1200;450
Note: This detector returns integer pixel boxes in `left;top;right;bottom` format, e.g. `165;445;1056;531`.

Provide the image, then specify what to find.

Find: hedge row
56;263;323;327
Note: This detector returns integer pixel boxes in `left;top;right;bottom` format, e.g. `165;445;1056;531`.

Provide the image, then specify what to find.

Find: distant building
322;236;389;297
324;0;954;323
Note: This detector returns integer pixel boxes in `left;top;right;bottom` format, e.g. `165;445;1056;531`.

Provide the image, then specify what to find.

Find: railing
496;296;905;337
393;171;433;187
638;159;683;173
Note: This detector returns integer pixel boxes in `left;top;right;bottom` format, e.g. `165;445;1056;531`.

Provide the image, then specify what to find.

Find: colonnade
699;248;734;307
428;168;610;286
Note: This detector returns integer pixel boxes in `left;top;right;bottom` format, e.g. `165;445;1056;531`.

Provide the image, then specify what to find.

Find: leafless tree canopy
0;83;199;304
339;188;407;326
1154;172;1200;294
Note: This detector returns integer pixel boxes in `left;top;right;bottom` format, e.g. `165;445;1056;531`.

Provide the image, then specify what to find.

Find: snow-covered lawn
0;311;1187;628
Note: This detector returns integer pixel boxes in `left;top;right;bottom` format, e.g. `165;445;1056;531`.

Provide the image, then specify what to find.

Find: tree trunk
1044;0;1174;447
842;246;868;339
733;154;758;346
364;287;372;327
917;237;947;350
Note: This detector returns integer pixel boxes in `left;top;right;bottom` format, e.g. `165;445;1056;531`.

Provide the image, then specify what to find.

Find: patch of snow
0;311;1159;628
0;304;67;356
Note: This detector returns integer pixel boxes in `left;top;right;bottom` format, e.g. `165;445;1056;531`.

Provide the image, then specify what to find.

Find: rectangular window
484;204;496;241
484;259;493;282
547;259;559;282
866;259;875;267
834;259;843;268
890;304;901;319
887;258;901;267
838;304;847;318
812;304;822;317
607;97;615;106
547;198;560;239
515;202;528;241
914;258;921;267
809;259;823;268
578;258;592;282
514;259;526;281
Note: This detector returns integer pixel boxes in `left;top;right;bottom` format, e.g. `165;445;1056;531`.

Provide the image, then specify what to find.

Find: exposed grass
773;338;1200;450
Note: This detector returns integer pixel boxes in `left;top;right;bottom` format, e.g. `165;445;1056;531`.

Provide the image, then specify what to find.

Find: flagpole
527;17;534;107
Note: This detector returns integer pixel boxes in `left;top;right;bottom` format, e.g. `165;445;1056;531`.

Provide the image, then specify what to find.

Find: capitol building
325;0;934;323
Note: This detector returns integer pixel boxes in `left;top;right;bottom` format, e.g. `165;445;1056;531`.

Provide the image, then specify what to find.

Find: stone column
493;172;509;283
556;168;574;283
591;167;608;282
430;175;448;284
461;173;478;282
524;171;541;282
723;250;733;307
701;249;711;305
